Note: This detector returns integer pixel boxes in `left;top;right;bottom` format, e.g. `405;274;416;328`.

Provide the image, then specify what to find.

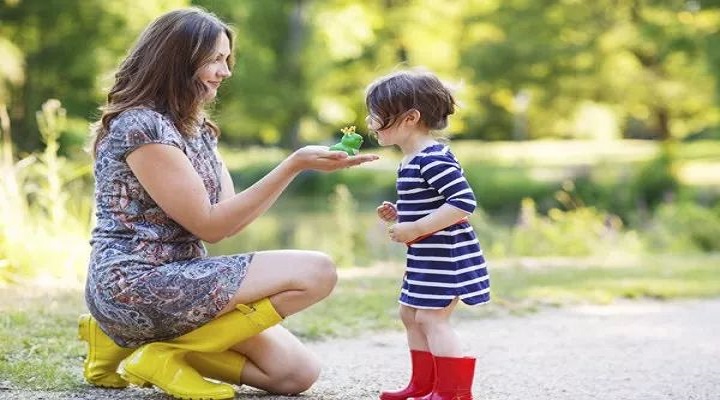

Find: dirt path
5;298;720;400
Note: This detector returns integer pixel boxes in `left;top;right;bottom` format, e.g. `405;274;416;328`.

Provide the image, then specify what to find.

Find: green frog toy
329;125;363;156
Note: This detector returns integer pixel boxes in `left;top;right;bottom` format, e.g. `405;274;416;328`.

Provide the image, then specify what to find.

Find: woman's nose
219;63;232;78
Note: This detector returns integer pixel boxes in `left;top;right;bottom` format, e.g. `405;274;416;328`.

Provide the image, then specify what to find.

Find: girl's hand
287;145;379;172
387;221;423;243
377;201;398;223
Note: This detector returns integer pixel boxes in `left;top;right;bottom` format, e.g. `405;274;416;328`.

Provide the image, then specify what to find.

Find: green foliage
0;0;187;152
0;126;716;285
328;185;358;268
464;162;556;215
0;101;92;284
493;254;720;306
211;140;718;263
645;202;720;252
632;146;681;209
563;145;686;221
460;0;720;141
3;0;719;151
503;196;642;257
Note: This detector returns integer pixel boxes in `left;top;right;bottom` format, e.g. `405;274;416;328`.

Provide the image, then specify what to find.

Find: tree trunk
655;107;671;141
281;0;307;150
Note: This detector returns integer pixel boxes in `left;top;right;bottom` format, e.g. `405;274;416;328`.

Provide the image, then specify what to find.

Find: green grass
489;254;720;309
0;287;87;390
1;256;719;390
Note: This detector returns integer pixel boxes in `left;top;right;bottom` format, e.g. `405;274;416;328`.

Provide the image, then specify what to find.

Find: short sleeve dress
84;108;251;347
396;143;490;309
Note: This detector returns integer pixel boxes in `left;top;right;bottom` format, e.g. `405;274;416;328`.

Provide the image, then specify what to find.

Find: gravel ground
3;298;719;400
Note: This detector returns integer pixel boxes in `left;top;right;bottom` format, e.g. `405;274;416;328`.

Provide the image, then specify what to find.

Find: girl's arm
388;203;468;243
412;203;469;235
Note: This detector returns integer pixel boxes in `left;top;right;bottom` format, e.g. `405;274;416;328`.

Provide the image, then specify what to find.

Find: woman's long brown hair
90;7;234;157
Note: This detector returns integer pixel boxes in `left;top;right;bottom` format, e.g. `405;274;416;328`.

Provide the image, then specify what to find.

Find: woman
78;7;378;400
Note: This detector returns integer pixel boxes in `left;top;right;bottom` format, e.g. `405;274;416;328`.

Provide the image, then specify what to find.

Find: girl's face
198;33;232;101
366;113;398;147
366;110;416;147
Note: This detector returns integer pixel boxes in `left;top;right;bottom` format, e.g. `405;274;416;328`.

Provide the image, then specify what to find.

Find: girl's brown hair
90;7;234;156
365;68;456;132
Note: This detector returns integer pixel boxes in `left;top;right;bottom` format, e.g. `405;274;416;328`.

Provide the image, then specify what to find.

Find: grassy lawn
1;253;718;391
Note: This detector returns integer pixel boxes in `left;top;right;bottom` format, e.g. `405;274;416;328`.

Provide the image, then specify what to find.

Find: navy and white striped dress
396;143;490;309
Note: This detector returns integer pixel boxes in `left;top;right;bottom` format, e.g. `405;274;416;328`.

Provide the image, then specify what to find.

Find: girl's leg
219;249;338;318
379;305;435;400
414;298;462;357
399;304;429;351
414;299;476;399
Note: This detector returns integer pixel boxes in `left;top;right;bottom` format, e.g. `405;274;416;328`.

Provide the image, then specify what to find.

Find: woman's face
198;33;232;101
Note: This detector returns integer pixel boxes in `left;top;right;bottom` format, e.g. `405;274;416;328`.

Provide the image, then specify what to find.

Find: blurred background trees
2;0;719;152
1;0;719;281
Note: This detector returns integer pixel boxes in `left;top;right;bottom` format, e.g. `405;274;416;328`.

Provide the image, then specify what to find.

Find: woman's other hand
287;145;379;172
376;201;397;223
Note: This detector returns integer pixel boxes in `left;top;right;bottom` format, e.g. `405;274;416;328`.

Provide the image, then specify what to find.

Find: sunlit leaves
0;38;23;101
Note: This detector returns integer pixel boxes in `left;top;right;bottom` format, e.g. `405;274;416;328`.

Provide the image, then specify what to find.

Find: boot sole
78;314;129;389
120;365;233;400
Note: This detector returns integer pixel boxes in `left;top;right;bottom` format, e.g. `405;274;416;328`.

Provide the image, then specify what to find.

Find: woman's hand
377;201;397;223
287;145;379;172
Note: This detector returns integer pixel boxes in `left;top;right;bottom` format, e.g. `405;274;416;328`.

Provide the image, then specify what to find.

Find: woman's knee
302;251;338;299
258;342;321;395
234;326;321;394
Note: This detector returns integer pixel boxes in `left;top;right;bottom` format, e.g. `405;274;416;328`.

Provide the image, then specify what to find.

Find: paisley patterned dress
84;108;251;347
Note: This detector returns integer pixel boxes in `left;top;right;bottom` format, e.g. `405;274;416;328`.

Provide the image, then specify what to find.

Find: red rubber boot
412;356;475;400
380;350;435;400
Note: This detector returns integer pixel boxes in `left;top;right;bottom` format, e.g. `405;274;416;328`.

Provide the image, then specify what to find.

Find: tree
0;0;186;153
459;0;719;141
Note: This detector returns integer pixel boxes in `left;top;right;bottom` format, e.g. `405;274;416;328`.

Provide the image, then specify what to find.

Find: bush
506;197;640;257
0;101;92;284
645;202;720;252
632;147;680;210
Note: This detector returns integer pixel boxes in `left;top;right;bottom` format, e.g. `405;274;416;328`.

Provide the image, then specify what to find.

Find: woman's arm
128;144;378;243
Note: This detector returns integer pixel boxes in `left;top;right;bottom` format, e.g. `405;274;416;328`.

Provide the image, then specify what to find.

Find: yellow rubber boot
79;314;248;388
186;351;246;385
119;298;282;400
78;314;133;388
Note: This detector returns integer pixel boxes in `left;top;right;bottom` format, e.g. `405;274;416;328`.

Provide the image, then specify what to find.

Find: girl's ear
405;109;421;126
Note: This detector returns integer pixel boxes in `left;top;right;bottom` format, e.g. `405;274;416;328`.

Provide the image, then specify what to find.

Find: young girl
367;69;489;400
